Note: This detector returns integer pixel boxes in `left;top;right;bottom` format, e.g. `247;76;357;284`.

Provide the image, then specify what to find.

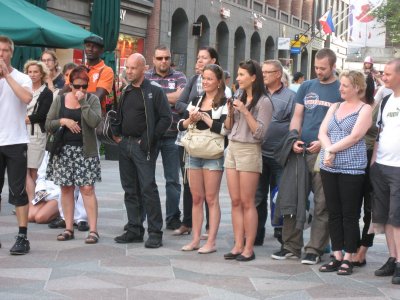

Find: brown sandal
85;231;99;244
57;229;74;241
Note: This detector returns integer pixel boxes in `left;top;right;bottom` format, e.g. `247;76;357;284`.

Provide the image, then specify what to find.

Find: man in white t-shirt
370;58;400;285
0;36;33;254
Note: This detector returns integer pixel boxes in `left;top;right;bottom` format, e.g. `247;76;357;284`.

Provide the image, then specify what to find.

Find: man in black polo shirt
145;45;187;230
113;53;172;248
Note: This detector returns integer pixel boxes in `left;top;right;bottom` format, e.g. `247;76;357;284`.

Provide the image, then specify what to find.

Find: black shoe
392;263;400;284
301;253;321;265
145;235;163;248
224;252;241;260
123;223;129;231
375;257;396;277
271;248;298;260
48;216;66;229
236;252;255;262
114;231;144;243
77;221;89;232
10;234;30;255
166;218;182;230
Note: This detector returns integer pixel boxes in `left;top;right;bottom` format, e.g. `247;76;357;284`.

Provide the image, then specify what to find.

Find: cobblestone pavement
0;159;399;299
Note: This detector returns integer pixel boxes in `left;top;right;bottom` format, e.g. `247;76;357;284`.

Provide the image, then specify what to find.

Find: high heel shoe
172;225;191;236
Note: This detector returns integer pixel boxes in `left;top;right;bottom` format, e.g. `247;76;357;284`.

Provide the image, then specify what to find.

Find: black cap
293;72;304;82
84;36;104;47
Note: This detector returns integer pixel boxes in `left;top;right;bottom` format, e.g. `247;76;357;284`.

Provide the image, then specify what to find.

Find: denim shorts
185;155;224;171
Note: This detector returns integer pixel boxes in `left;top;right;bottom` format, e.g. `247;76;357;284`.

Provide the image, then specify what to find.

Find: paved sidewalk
0;159;399;299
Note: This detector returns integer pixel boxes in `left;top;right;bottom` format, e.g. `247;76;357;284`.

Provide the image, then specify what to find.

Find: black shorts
370;163;400;227
0;144;28;206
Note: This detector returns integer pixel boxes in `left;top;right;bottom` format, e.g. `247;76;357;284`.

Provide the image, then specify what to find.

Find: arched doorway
234;27;246;79
250;32;261;62
301;47;309;79
264;36;275;60
216;21;229;70
196;15;210;50
170;8;188;73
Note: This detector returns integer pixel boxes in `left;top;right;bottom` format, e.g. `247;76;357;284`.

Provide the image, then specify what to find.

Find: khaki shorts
224;140;262;173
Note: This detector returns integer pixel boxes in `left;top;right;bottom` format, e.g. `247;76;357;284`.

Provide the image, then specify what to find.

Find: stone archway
170;8;188;73
233;27;246;79
264;36;275;60
216;21;229;70
196;15;210;50
250;31;261;62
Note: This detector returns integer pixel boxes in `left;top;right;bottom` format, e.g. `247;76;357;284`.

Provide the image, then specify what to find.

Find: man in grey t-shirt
271;48;341;264
255;60;295;246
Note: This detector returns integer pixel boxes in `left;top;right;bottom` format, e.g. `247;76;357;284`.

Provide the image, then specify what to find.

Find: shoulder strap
376;94;391;142
59;94;66;119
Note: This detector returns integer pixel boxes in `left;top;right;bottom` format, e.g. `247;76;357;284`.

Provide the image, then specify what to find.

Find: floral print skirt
46;145;101;186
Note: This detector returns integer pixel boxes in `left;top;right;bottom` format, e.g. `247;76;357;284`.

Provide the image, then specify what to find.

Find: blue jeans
255;156;283;239
118;137;163;237
157;137;181;223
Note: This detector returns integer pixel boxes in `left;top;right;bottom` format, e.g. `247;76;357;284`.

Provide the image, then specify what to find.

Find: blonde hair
24;60;49;84
339;70;366;98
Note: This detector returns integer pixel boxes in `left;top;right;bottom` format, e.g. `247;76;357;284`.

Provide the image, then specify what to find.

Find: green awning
0;0;98;49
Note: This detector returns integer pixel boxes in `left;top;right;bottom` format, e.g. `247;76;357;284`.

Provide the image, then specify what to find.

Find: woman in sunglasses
45;66;102;244
223;60;273;262
178;64;227;253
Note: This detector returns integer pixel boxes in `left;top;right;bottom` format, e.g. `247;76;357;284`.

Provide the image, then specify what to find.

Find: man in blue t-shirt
271;48;341;264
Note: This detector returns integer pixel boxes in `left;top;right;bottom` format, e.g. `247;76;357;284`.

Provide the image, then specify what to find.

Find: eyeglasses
262;70;279;74
155;56;171;61
72;84;88;89
41;59;54;63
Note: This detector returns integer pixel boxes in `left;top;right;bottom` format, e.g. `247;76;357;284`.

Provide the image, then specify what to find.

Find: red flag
319;9;335;34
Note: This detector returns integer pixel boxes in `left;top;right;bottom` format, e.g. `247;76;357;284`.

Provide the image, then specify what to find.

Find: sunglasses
155;56;171;61
72;84;88;89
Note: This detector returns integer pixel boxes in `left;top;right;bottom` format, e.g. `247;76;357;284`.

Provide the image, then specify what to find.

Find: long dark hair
364;73;375;105
202;64;226;108
198;46;220;66
238;59;266;111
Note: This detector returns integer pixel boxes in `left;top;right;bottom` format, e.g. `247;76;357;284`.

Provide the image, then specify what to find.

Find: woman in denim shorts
178;64;227;254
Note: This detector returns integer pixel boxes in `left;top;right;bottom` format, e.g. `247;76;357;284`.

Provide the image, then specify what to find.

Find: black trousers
118;137;163;237
320;170;364;253
359;149;374;247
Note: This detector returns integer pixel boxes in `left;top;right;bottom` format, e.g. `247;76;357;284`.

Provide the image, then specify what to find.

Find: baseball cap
84;36;104;47
364;56;373;64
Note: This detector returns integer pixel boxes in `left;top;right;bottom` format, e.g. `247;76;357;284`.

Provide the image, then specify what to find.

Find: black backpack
376;94;391;142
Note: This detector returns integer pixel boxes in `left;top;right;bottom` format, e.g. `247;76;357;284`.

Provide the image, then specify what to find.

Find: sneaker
301;253;321;265
375;257;396;277
271;248;298;260
48;216;66;229
77;221;89;232
10;234;30;255
114;231;144;243
392;263;400;284
144;235;163;248
166;218;182;230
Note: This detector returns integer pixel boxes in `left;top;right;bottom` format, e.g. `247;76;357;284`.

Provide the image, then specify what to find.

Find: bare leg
239;171;259;258
226;168;244;254
35;200;59;224
60;186;75;231
202;169;222;251
184;169;204;249
79;185;98;232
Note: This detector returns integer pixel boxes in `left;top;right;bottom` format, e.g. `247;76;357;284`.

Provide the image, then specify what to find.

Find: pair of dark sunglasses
155;56;171;61
72;84;88;89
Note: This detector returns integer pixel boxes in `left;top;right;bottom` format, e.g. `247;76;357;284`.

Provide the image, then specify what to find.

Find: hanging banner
347;0;386;48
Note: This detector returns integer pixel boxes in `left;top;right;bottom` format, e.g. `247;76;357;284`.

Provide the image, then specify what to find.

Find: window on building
237;0;248;7
292;17;300;27
303;22;310;30
281;12;289;23
253;2;263;13
268;8;276;18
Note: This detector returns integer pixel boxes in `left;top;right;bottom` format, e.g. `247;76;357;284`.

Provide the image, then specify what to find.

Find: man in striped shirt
145;45;187;230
